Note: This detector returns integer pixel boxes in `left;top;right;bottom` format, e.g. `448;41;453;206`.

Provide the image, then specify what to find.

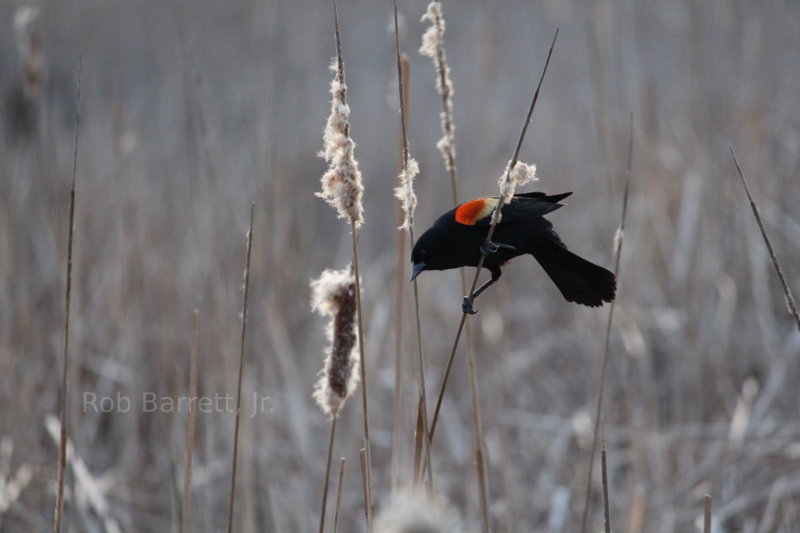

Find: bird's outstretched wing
453;192;572;226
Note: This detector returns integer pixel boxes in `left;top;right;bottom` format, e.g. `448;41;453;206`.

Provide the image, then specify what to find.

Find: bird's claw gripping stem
480;239;515;256
462;296;478;315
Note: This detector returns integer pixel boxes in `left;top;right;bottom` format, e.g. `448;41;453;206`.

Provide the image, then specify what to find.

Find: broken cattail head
317;60;364;227
495;160;537;223
311;267;360;417
394;158;419;231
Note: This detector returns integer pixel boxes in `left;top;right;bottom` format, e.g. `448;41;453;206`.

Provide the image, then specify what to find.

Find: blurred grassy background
1;0;799;531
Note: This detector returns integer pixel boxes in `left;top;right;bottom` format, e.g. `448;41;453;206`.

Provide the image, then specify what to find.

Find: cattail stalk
703;494;712;533
225;203;255;533
393;0;432;488
390;53;410;492
316;1;373;523
55;56;82;533
333;458;346;533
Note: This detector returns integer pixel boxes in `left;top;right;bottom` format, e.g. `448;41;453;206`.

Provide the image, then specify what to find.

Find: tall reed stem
429;28;559;444
730;145;800;332
580;114;633;533
226;203;255;533
55;55;82;533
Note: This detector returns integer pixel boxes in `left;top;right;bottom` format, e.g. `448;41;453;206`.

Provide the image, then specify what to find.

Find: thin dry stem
55;55;82;533
333;458;346;533
318;417;338;533
464;28;558;310
601;427;612;533
359;448;370;530
351;222;373;529
580;114;633;533
704;494;712;533
181;309;200;533
429;29;558;443
730;145;800;332
225;202;255;533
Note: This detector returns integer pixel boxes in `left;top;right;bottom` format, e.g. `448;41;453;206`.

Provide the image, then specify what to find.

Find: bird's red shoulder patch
454;197;498;225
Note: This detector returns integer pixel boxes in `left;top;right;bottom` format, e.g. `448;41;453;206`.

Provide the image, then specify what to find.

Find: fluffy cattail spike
311;267;360;417
420;2;456;174
316;10;365;227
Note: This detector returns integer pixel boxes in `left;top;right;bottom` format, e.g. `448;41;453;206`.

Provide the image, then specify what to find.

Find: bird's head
410;225;449;282
410;227;439;282
410;239;428;282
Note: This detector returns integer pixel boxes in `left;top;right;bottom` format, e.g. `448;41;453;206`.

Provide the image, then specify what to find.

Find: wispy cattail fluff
494;160;537;223
13;7;44;98
394;158;419;230
420;2;456;173
311;267;360;417
374;490;466;533
317;60;365;227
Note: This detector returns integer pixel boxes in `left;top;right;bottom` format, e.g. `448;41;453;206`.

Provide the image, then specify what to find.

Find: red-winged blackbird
410;192;616;313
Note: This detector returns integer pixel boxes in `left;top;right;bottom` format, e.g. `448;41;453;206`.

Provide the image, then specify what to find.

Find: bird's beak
410;262;426;282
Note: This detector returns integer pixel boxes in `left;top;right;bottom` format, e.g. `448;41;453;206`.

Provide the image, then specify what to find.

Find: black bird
410;192;616;313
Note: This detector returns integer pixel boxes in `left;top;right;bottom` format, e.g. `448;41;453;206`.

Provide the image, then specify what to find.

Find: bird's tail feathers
531;238;616;307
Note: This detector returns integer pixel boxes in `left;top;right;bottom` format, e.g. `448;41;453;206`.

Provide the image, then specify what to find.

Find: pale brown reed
225;203;255;533
55;55;82;533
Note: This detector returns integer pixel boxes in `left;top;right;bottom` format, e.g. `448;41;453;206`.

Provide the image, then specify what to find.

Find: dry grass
1;1;800;532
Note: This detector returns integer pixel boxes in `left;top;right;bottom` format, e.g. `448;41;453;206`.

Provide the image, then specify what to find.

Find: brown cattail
419;2;455;174
374;490;465;533
311;267;360;417
317;59;365;227
13;7;45;98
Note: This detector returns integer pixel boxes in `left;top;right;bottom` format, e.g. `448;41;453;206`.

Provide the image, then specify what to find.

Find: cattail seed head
374;490;466;533
394;157;419;231
317;60;365;227
311;267;360;417
420;2;456;173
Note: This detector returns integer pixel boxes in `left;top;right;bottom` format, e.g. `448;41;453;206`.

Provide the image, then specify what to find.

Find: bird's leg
462;268;502;314
480;239;516;256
